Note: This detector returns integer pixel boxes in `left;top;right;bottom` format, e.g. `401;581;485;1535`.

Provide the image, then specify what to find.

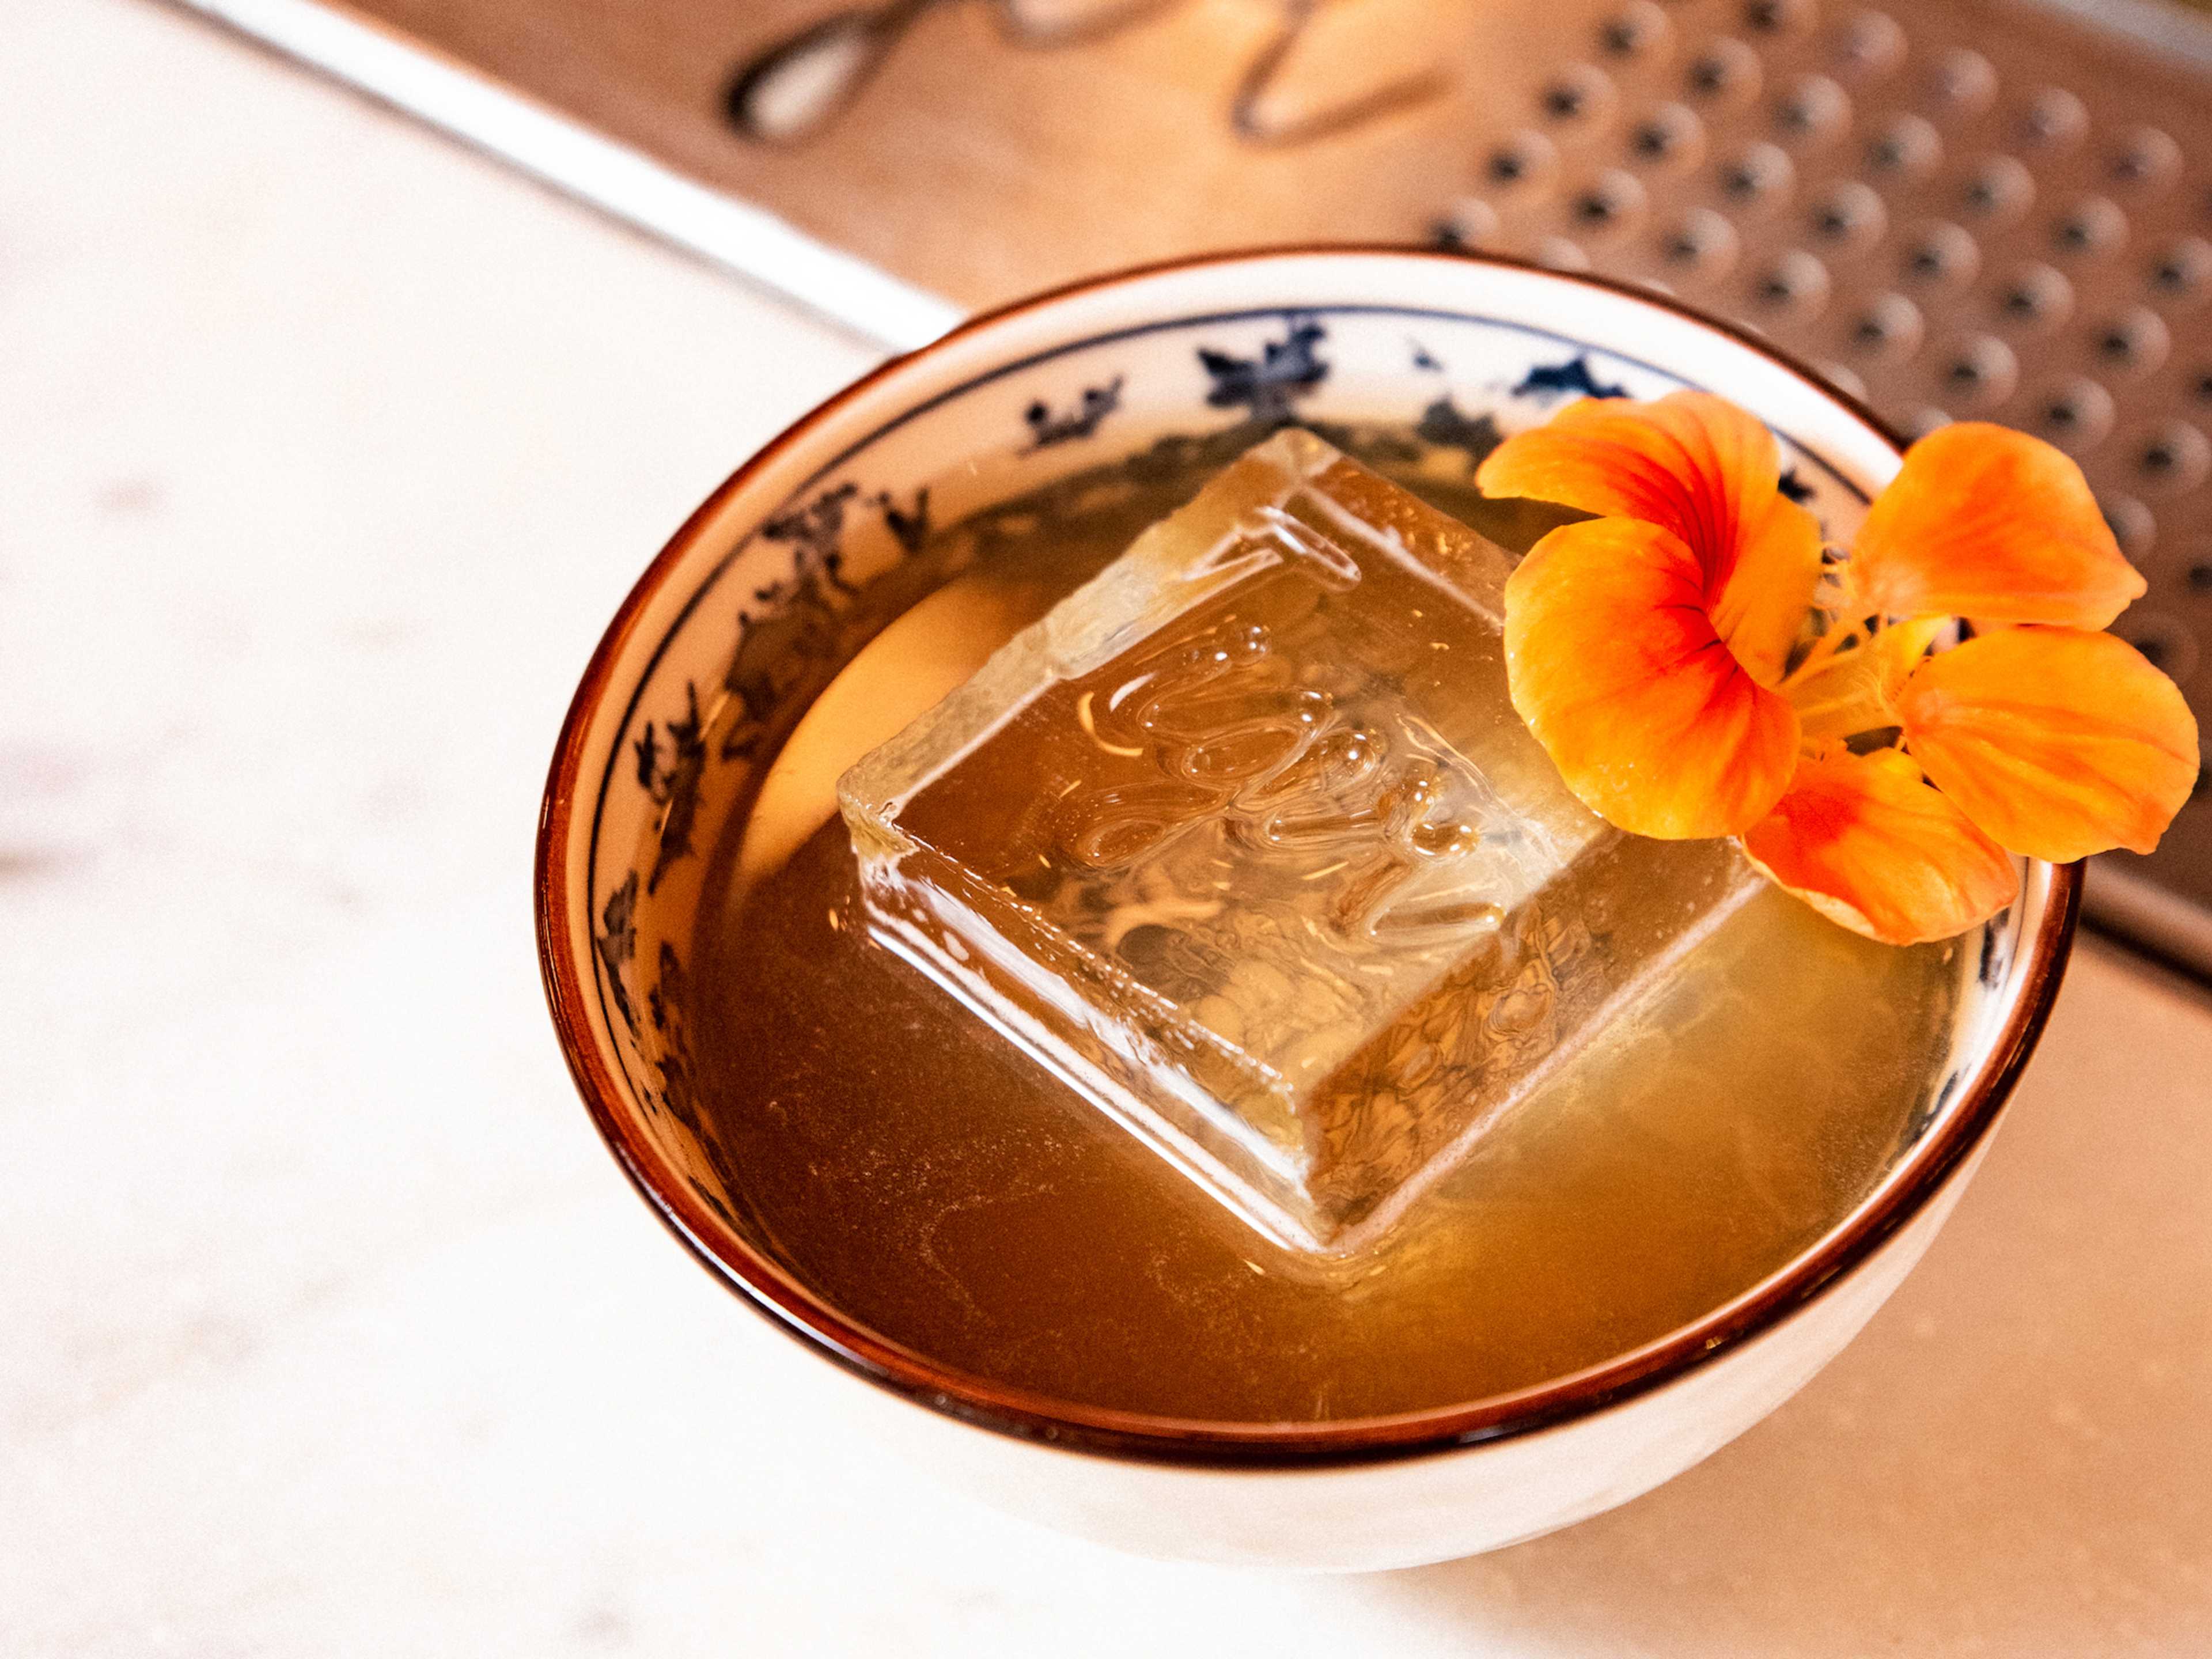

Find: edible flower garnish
1478;392;2199;945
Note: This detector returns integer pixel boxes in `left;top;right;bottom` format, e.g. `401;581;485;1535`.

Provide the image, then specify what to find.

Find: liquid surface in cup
681;438;1970;1423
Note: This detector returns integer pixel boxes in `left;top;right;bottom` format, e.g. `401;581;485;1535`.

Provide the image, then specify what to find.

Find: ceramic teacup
537;249;2076;1572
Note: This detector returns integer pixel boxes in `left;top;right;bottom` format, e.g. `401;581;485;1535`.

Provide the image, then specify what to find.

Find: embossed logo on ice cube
1056;501;1567;950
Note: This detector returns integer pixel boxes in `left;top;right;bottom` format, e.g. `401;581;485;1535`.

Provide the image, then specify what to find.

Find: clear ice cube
839;431;1759;1255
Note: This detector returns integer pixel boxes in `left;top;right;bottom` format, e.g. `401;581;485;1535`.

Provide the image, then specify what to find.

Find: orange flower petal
1709;493;1824;688
1476;391;1822;684
1503;516;1800;838
1741;748;2020;946
1849;423;2146;628
1896;626;2200;861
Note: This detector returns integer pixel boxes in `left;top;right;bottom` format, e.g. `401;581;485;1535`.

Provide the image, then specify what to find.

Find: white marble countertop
6;2;2211;1652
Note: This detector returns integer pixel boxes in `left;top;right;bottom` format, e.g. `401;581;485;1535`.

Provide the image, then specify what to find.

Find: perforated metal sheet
181;0;2212;960
1421;0;2212;939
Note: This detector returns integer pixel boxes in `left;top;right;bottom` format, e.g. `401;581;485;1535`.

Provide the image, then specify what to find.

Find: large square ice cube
839;431;1757;1254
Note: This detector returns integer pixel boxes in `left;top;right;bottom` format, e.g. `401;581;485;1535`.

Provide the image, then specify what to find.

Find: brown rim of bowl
536;245;2082;1469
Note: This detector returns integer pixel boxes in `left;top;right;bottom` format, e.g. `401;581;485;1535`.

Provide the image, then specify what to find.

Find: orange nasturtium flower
1476;392;2199;945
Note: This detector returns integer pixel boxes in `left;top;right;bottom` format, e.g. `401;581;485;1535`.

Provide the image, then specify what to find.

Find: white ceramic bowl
537;249;2077;1572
